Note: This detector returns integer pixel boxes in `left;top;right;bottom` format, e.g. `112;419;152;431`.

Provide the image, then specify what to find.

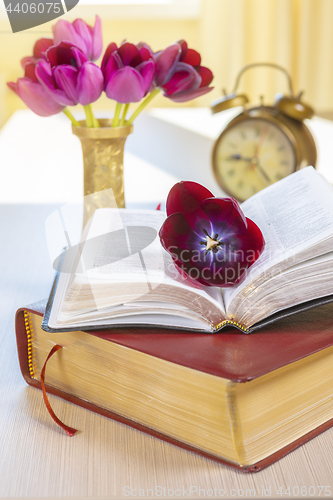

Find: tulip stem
83;105;94;128
119;103;130;127
91;110;100;128
63;108;80;127
112;103;123;127
126;88;160;126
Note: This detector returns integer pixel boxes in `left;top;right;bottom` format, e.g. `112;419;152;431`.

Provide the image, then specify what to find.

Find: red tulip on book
159;181;265;287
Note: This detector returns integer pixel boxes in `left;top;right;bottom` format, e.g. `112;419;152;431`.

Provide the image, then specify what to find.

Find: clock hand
225;154;253;162
249;126;272;184
253;125;268;160
255;161;273;184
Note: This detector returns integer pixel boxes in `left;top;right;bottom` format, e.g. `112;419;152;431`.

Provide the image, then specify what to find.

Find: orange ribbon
40;344;78;437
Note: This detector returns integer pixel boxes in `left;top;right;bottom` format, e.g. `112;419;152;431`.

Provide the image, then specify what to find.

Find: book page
69;208;224;316
81;209;221;301
223;167;333;312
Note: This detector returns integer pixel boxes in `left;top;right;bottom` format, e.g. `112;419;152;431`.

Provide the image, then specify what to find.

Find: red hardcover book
15;299;333;472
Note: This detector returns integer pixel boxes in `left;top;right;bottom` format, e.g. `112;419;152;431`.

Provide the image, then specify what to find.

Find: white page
82;208;222;307
48;208;224;330
224;167;333;311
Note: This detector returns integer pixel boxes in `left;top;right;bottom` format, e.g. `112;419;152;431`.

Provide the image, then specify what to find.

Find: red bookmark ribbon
40;344;78;437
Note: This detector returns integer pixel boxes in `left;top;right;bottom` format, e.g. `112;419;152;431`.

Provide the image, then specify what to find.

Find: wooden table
1;110;333;499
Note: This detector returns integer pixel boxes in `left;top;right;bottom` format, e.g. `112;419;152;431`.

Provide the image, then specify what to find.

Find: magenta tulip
7;61;65;117
159;182;265;287
101;41;155;103
35;42;103;107
154;40;213;103
53;16;102;62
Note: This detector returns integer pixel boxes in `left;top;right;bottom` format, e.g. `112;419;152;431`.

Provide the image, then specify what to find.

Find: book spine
24;311;37;378
214;319;250;334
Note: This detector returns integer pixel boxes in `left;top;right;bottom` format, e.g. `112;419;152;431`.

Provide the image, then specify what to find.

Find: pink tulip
154;40;213;102
7;61;65;117
53;16;102;62
35;42;104;107
101;41;155;103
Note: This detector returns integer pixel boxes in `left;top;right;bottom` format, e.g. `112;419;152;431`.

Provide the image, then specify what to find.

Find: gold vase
72;119;133;226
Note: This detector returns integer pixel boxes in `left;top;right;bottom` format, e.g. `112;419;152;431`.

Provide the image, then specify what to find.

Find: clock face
213;117;297;201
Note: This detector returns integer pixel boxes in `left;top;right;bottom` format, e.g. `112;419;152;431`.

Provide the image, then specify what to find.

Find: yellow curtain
199;0;333;114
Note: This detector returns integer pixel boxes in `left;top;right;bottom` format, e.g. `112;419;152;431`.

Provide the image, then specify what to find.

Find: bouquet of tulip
8;15;214;128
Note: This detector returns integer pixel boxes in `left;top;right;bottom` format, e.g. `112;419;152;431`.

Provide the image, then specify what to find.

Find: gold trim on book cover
24;311;37;378
214;319;250;333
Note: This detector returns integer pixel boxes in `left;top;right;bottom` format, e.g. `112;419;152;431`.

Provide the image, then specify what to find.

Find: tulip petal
160;211;253;287
235;218;265;266
91;15;103;61
160;213;230;287
7;81;18;95
47;42;72;67
136;59;155;95
162;62;201;96
36;60;76;106
118;42;142;67
198;66;214;87
103;52;121;88
77;62;103;105
105;66;145;103
139;46;152;62
178;40;188;59
53;65;79;104
166;181;213;235
72;18;92;56
24;62;39;83
137;42;154;58
159;213;207;264
200;198;248;239
71;45;89;69
101;42;118;75
21;56;37;69
154;43;181;86
165;85;213;103
53;19;87;53
181;48;201;66
33;38;53;59
16;77;65;116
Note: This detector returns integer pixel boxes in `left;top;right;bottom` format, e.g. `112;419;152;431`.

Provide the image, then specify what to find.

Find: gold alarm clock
211;63;317;202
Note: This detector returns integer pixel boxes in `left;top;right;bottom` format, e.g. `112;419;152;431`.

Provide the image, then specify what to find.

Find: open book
43;167;333;334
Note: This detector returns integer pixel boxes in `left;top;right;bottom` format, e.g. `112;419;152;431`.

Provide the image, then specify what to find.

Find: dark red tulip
21;38;54;69
159;182;265;287
154;40;213;102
